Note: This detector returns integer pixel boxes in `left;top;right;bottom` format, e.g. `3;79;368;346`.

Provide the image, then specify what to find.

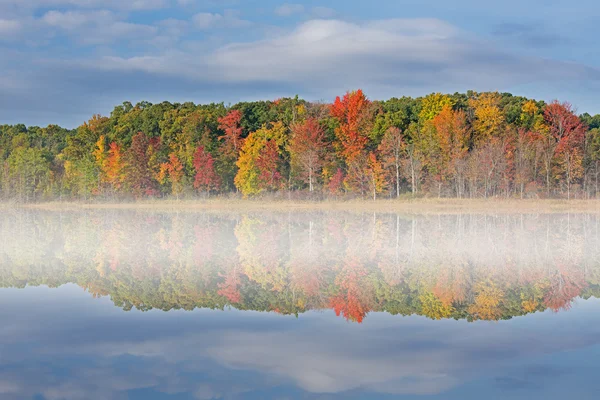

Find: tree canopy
2;92;600;201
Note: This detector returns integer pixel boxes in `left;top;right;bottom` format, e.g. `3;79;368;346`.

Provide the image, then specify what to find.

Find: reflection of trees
1;211;600;323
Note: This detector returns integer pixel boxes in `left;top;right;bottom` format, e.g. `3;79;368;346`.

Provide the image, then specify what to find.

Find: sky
1;0;600;128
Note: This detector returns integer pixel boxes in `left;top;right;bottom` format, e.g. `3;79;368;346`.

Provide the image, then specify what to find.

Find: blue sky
1;0;600;128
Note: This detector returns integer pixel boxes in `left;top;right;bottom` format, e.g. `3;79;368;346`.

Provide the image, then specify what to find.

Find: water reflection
2;211;599;322
1;210;600;399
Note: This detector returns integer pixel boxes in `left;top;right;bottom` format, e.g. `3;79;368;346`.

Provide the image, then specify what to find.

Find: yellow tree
159;153;185;198
92;135;108;193
235;122;287;197
433;105;470;197
468;280;505;321
105;142;126;194
367;152;387;200
419;93;453;123
469;92;505;143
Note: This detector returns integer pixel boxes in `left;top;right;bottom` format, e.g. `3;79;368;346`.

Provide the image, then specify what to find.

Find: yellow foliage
469;92;505;142
522;100;538;116
235;122;287;197
419;93;454;123
419;291;455;320
468;280;504;321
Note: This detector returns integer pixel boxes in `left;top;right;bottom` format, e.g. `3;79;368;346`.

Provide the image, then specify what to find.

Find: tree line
2;90;600;201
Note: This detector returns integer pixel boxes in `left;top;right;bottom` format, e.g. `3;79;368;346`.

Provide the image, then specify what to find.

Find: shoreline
3;198;600;214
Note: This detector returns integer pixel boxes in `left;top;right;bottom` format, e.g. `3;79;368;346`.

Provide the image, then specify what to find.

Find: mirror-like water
1;210;600;399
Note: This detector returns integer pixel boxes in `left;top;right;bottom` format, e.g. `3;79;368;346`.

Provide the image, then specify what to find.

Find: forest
2;90;600;202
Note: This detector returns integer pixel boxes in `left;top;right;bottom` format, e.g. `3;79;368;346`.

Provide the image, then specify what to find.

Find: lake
1;209;600;399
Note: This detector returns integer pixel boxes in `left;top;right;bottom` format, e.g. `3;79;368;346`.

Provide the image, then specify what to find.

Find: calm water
1;210;600;399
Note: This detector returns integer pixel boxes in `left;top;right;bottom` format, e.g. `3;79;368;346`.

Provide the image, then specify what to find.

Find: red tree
328;168;345;195
330;89;371;163
193;145;220;194
105;142;125;192
127;132;158;197
256;139;283;191
543;101;586;198
218;110;244;158
289;118;327;192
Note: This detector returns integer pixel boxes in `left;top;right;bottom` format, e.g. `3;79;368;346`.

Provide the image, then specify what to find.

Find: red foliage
218;110;244;158
289;118;327;191
193;146;221;193
329;260;371;323
327;168;345;194
330;89;371;163
127;132;158;197
544;101;586;154
257;140;283;191
218;269;243;304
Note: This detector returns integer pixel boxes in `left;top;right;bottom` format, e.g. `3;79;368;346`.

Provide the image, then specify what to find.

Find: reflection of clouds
207;330;460;394
1;293;598;399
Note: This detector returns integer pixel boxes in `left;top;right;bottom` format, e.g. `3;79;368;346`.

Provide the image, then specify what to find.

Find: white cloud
39;9;157;44
2;15;600;127
192;9;251;30
0;19;22;35
42;10;108;30
274;3;305;17
87;17;600;98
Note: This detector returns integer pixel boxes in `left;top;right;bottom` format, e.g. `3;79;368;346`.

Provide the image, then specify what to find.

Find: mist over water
1;210;600;399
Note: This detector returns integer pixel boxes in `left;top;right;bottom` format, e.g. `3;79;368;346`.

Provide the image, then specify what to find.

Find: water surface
1;210;599;399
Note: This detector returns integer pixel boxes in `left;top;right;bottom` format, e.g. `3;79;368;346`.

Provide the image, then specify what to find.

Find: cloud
0;19;22;35
42;9;108;30
2;16;600;127
192;9;252;30
95;17;597;99
39;9;158;44
274;3;305;17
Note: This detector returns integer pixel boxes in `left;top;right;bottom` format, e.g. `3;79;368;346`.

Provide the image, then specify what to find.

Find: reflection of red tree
290;262;323;297
218;268;242;304
433;264;468;306
329;259;372;323
544;264;586;312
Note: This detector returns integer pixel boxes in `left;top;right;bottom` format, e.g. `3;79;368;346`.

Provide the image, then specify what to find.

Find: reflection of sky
1;284;600;399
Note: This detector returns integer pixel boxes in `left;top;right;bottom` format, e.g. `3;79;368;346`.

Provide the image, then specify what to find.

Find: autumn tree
326;168;345;196
218;110;244;190
432;105;469;197
330;90;372;163
514;129;542;198
126;132;158;198
542;101;586;198
288;118;327;192
159;153;185;198
418;93;453;123
257;139;283;192
469;92;505;143
235;122;286;196
366;152;387;200
193;145;220;195
378;127;405;197
105;142;126;195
